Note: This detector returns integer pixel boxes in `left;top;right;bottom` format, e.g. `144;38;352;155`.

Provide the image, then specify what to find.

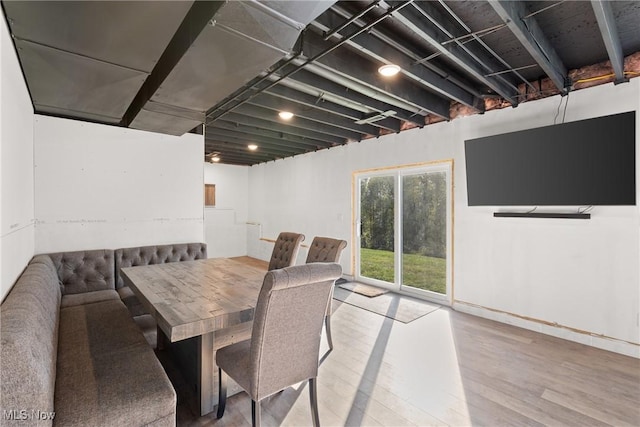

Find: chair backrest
305;237;347;264
267;232;305;271
248;263;342;400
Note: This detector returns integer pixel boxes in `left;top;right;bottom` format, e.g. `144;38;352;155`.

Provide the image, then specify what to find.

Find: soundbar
493;212;591;219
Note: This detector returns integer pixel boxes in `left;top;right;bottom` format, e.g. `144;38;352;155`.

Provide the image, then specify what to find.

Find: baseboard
453;300;640;359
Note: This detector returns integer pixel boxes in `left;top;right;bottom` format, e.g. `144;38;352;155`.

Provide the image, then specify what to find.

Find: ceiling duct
3;1;194;124
129;0;336;135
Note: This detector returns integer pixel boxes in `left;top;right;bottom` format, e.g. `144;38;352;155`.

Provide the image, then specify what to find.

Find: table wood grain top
120;258;266;342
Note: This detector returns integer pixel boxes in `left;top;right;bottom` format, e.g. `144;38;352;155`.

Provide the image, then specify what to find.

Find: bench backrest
114;243;208;288
46;249;115;295
0;255;61;427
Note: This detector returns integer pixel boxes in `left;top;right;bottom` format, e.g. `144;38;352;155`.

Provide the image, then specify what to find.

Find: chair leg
251;400;261;427
324;315;333;351
216;368;227;419
309;378;320;427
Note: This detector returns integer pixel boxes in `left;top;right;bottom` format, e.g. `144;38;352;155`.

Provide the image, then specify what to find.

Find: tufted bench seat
1;254;176;427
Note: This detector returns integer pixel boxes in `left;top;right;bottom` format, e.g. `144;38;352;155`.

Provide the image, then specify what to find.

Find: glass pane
401;172;447;294
359;175;395;283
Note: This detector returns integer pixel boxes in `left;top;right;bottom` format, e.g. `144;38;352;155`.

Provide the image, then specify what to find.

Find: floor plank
160;260;640;426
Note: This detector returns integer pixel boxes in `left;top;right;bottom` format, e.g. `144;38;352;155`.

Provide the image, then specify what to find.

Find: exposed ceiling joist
205;146;290;162
287;70;424;126
489;0;569;93
248;93;381;136
206;144;279;161
313;7;482;110
205;139;303;159
386;0;519;105
591;0;627;84
233;103;363;141
265;84;402;132
205;151;265;166
206;127;319;152
223;110;345;145
300;29;451;119
212;119;334;148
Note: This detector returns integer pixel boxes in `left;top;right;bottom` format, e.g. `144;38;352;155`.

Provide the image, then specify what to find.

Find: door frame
352;160;454;305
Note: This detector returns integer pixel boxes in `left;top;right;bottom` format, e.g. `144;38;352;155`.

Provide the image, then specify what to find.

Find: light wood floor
159;261;640;426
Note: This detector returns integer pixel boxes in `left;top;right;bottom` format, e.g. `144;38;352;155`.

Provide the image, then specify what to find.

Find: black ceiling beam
206;137;302;158
210;159;255;166
205;150;259;165
488;0;569;93
248;92;381;136
591;0;627;84
221;111;344;145
206;143;277;160
386;1;519;105
121;1;224;127
233;103;363;141
210;155;262;166
206;147;275;163
287;69;424;126
314;9;482;111
206;128;314;153
212;119;335;148
205;140;291;159
265;85;402;132
300;29;451;119
209;130;314;155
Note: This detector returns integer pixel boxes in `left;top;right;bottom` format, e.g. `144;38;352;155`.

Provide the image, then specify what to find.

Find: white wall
248;79;640;356
1;13;35;301
203;163;249;258
34;116;204;253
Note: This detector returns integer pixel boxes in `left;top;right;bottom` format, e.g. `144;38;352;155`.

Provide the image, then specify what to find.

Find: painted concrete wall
34;116;204;253
203;162;248;258
247;79;640;356
1;13;35;301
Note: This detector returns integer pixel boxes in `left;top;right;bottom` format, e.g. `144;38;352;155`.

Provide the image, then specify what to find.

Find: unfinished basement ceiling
3;1;640;166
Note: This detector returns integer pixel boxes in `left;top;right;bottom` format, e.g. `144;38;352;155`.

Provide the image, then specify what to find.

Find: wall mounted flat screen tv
465;111;636;206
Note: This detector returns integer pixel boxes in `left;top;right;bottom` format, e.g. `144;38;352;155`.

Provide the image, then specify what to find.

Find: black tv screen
465;111;636;206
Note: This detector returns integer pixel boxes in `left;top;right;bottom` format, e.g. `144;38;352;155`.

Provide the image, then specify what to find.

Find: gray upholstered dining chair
305;237;347;351
216;262;342;427
267;232;305;271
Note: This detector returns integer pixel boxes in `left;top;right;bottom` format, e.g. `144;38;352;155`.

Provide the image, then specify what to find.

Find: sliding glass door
358;175;396;285
356;162;452;303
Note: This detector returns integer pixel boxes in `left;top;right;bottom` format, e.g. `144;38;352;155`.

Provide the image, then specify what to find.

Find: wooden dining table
120;257;267;416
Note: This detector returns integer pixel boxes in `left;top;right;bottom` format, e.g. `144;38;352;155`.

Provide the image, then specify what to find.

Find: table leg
157;326;166;351
197;332;215;416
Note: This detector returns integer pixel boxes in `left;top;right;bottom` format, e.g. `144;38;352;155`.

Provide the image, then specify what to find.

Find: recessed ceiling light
378;64;401;77
278;111;294;120
248;144;258;151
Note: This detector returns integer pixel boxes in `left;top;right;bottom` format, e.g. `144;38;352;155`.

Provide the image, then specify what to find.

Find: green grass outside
360;248;446;294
